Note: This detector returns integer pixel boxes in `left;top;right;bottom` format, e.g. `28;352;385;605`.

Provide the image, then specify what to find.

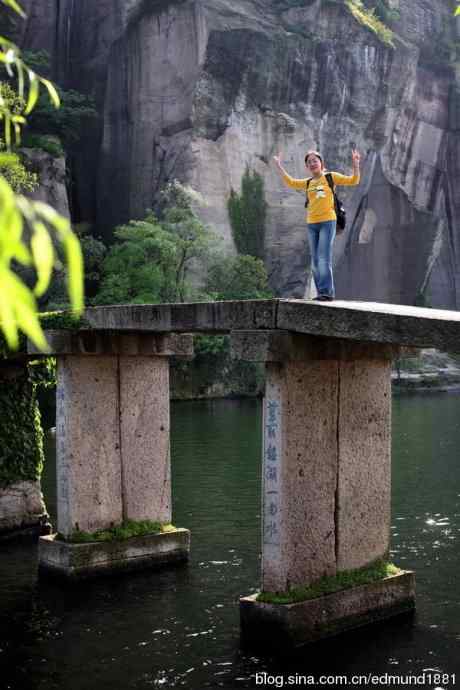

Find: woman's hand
351;149;360;169
273;153;283;169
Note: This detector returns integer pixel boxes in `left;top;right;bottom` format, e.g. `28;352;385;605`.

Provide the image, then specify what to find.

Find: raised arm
332;149;361;186
273;152;308;190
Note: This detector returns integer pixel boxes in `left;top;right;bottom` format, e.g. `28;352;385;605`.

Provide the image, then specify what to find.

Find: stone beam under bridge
28;299;460;648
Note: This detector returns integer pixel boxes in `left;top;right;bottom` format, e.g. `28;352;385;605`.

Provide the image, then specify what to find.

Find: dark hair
305;150;323;166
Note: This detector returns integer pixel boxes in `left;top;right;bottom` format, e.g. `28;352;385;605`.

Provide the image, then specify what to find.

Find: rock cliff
10;0;460;307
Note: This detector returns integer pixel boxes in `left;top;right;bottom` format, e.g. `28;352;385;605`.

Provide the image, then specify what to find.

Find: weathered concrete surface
56;356;123;536
29;331;194;358
79;299;460;353
262;360;338;592
83;300;277;333
240;571;415;650
39;528;190;579
277;300;460;353
0;481;50;537
239;330;398;593
231;330;402;362
119;357;171;523
337;360;392;570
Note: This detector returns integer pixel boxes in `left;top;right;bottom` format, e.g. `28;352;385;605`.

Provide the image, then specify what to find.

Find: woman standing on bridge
273;149;360;301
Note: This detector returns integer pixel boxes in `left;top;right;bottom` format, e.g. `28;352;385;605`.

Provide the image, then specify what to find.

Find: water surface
1;395;460;689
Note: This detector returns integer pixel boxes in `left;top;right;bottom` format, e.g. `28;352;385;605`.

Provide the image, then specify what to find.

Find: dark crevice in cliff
128;0;188;31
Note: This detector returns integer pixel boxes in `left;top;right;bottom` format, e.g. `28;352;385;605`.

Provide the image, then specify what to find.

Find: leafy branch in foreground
0;0;83;350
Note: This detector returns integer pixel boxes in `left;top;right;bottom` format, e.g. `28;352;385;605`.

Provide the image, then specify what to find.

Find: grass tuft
345;0;395;47
257;560;402;604
58;520;176;544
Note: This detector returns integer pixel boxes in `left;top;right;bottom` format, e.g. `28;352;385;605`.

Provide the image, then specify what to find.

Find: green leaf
13;120;21;144
40;77;60;108
3;49;15;77
0;151;19;166
2;267;49;350
0;268;19;348
3;111;11;148
1;0;27;19
25;71;39;114
16;58;24;100
31;221;54;296
34;200;69;234
0;37;16;51
0;175;15;227
1;204;30;265
63;232;84;312
15;194;35;223
15;297;49;352
0;267;49;350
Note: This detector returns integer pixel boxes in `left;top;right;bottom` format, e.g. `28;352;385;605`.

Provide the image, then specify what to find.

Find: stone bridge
15;299;460;647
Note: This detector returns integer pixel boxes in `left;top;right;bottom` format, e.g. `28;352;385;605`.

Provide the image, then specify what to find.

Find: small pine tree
228;167;267;259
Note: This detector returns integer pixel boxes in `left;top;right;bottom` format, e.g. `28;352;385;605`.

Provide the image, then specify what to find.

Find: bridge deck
81;299;460;353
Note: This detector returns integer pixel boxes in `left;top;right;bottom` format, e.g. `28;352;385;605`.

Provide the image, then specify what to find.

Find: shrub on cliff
0;82;38;191
206;254;272;301
19;49;98;150
93;201;216;305
228;167;267;260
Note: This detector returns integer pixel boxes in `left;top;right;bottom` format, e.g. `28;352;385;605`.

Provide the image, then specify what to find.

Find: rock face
21;148;70;218
0;480;50;537
13;0;460;307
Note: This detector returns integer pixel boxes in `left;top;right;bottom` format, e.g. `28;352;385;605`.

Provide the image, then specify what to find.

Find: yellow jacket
282;171;360;224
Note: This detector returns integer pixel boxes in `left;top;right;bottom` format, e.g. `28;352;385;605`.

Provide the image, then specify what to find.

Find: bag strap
305;177;311;205
325;172;335;193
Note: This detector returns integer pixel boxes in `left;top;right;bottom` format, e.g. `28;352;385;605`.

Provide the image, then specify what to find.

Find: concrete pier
232;330;414;646
38;331;193;578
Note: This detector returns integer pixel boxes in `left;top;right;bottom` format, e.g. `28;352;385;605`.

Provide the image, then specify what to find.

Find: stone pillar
119;356;171;524
261;358;339;592
37;331;192;577
233;331;415;647
56;355;122;536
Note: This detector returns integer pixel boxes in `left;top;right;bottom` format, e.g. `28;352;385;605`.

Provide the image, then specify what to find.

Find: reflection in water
1;396;460;689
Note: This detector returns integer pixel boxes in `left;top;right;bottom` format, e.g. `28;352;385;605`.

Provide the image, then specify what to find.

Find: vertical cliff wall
10;0;460;308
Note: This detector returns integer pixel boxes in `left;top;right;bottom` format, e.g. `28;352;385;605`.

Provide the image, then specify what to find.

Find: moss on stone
58;520;176;544
0;354;57;488
0;310;88;360
344;0;396;47
257;561;402;604
0;368;44;488
39;310;89;331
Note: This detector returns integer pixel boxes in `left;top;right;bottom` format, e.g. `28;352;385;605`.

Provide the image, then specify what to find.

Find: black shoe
315;294;334;301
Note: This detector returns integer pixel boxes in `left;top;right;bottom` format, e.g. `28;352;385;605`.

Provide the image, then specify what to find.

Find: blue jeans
307;220;336;297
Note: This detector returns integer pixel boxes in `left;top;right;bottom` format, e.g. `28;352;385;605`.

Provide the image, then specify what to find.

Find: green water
1;394;460;689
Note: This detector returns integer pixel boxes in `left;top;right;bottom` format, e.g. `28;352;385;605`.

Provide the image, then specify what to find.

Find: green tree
17;50;98;151
94;186;216;306
227;167;267;259
0;82;38;191
160;181;216;301
206;254;273;301
25;86;98;149
0;0;83;350
41;226;106;311
94;215;178;305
